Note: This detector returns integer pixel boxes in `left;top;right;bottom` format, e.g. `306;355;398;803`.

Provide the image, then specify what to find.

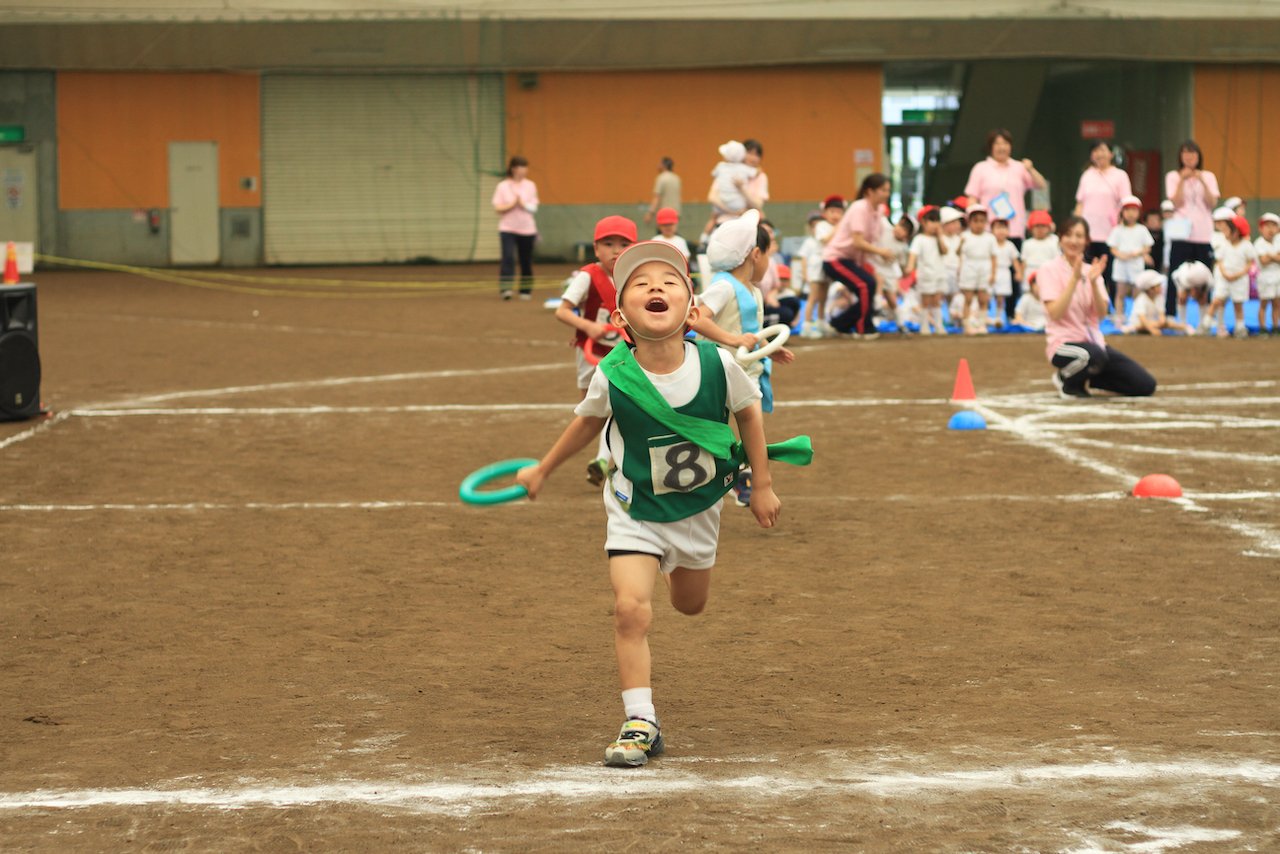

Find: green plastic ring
458;458;539;505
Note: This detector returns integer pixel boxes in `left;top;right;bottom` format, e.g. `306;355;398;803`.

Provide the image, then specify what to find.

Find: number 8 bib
648;436;716;495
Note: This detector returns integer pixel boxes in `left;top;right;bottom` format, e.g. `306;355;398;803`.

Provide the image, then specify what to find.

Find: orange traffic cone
2;242;18;285
951;358;976;401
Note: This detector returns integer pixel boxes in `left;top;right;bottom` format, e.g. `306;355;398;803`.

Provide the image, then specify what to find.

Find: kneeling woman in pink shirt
1037;216;1156;399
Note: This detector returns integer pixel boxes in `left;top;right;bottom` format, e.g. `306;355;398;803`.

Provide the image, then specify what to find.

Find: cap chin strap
617;307;694;343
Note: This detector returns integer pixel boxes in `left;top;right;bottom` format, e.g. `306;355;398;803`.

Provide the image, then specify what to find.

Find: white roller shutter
263;74;502;265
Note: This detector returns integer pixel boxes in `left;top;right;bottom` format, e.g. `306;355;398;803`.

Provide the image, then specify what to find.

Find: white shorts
917;272;944;296
993;272;1013;297
1212;276;1250;303
1111;258;1146;285
603;489;721;574
574;347;595;390
957;265;990;293
1258;273;1280;300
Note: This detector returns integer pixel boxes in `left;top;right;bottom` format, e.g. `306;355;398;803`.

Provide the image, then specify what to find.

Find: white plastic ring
735;323;790;364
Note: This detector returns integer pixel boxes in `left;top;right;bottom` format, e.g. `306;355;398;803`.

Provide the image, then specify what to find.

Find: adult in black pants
1036;216;1156;398
821;173;894;338
1164;140;1219;320
491;156;540;300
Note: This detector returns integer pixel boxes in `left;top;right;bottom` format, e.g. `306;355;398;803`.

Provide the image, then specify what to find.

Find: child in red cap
651;207;690;258
1209;215;1258;337
1106;195;1156;326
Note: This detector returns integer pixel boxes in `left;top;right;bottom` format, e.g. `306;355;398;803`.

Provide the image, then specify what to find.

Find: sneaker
861;331;881;341
1233;325;1248;339
519;292;532;301
586;457;610;486
1051;371;1091;399
732;469;753;507
604;717;664;768
500;289;514;301
802;324;823;340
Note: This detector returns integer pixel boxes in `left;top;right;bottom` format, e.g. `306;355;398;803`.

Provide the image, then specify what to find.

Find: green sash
598;342;813;468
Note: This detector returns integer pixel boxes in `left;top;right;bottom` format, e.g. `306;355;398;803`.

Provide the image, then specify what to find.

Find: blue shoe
604;717;664;768
732;469;753;507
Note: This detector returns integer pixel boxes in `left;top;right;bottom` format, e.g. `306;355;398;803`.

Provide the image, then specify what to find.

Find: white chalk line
70;404;573;417
0;411;69;451
0;758;1275;814
975;400;1280;557
1002;419;1280;432
2;491;1275;514
1065;437;1280;464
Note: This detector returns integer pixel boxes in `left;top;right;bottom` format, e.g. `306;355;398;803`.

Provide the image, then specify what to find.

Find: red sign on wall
1081;120;1115;140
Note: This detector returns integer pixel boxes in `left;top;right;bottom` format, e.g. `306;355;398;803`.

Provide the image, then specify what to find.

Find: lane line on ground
0;411;71;452
0;758;1274;813
1065;437;1280;464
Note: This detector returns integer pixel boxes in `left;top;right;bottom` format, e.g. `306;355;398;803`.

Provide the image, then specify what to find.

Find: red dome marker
1132;474;1182;498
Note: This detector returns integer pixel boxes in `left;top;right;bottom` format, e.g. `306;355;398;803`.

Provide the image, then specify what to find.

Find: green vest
606;342;741;523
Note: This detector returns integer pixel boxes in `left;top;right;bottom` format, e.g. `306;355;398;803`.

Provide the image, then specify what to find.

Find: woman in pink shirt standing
965;128;1047;319
1164;140;1219;315
821;173;895;338
1037;216;1156;399
492;155;540;300
1073;141;1131;295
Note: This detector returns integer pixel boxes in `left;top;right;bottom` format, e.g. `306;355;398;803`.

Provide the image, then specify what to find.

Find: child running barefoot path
517;241;811;768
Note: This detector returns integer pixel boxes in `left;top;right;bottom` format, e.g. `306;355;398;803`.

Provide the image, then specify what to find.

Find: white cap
1133;269;1165;291
1160;200;1175;212
613;240;693;297
939;206;964;226
1172;260;1213;290
706;210;761;272
966;203;988;216
1259;212;1280;226
1223;196;1243;210
1212;206;1236;222
1120;194;1143;209
718;140;746;163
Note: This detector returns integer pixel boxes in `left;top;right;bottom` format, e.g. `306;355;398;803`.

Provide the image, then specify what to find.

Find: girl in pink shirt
492;156;540;300
1038;216;1156;398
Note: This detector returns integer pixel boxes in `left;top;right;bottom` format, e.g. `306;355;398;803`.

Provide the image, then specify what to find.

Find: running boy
555;215;638;399
517;240;808;768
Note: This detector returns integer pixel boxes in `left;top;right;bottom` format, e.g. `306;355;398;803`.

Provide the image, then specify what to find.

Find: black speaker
0;284;41;421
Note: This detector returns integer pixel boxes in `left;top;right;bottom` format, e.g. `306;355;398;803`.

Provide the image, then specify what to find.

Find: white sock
621;687;656;723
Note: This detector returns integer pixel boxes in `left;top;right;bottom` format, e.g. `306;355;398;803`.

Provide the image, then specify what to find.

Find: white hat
966;203;988;216
1223;196;1243;210
1260;212;1280;226
1120;194;1143;209
706;210;761;272
613;240;693;297
718;140;746;163
1172;260;1213;290
1133;269;1165;291
1212;206;1236;222
1160;200;1175;212
939;206;964;226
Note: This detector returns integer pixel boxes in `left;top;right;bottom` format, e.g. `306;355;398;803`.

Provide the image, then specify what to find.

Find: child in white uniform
1123;270;1194;335
1106;195;1155;324
1021;210;1060;282
1210;215;1259;338
906;207;948;335
869;214;913;331
801;196;844;338
1013;276;1047;331
517;240;796;769
956;205;997;334
710;140;756;219
991;218;1022;328
651;207;690;258
939;207;964;326
1254;213;1280;334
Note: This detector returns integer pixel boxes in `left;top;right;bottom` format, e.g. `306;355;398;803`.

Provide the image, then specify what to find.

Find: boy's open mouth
645;297;669;313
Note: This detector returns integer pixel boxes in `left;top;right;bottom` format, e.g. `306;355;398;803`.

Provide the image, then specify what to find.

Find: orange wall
57;72;261;210
1194;65;1280;199
505;66;883;205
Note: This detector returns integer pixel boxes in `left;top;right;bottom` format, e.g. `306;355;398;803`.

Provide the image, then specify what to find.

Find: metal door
168;141;220;265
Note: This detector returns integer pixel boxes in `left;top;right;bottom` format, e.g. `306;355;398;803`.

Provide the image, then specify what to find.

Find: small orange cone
1133;474;1182;498
2;242;18;285
951;358;976;401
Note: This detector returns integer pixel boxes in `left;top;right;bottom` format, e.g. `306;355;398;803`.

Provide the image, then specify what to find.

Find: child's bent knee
613;596;652;633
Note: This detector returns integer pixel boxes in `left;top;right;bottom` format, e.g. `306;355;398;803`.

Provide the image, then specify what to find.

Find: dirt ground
0;265;1277;852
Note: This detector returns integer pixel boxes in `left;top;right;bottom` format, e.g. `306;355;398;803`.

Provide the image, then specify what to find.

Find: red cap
777;263;791;280
654;207;679;225
594;215;638;243
822;195;845;209
951;196;970;210
1232;215;1251;238
916;204;937;219
1027;210;1054;228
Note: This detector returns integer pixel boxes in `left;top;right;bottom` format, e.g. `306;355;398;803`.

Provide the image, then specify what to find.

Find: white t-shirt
1021;235;1060;273
562;269;612;308
1254;235;1280;281
869;219;907;279
712;161;756;214
1106;223;1154;259
1128;291;1163;326
941;233;962;274
574;342;761;508
908;234;946;284
652;233;691;258
1013;292;1046;330
959;231;997;264
1215;239;1258;284
697;277;740;318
